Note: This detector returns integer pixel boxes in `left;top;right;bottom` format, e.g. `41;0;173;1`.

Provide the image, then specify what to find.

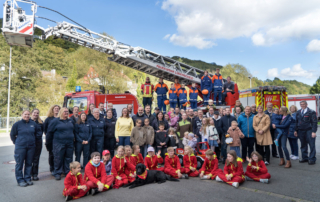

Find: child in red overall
144;147;164;171
216;150;245;188
245;151;271;183
124;146;136;183
63;161;89;201
84;152;114;196
199;149;223;180
164;147;188;179
183;146;199;177
132;145;144;165
112;146;136;189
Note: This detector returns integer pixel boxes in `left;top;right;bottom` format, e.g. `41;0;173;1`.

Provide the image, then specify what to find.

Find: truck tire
177;154;184;166
196;156;204;170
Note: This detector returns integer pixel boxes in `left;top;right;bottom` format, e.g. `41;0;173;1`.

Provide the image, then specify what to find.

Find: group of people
141;68;235;112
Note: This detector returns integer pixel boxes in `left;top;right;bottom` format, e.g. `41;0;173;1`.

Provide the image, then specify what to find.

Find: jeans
119;136;131;146
275;128;283;140
143;97;152;109
14;145;35;183
270;129;278;157
213;90;222;104
104;137;116;157
190;101;197;110
288;137;299;156
298;129;316;162
256;144;270;162
241;137;255;160
230;146;241;157
278;135;290;160
140;146;146;158
221;135;227;161
170;102;177;109
157;96;167;112
203;92;210;106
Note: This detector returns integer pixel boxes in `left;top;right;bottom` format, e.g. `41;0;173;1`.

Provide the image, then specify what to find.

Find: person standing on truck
174;78;182;107
155;78;169;113
89;108;106;155
212;68;224;105
201;70;212;106
141;77;154;109
178;84;188;110
189;82;198;110
44;105;60;175
132;106;147;127
116;108;134;146
169;83;178;109
104;109;117;157
222;76;234;105
294;100;318;165
264;102;279;158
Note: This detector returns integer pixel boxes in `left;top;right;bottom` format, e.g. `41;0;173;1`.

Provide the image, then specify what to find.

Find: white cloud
268;68;279;78
163;34;171;40
280;64;315;78
306;39;320;52
161;0;320;48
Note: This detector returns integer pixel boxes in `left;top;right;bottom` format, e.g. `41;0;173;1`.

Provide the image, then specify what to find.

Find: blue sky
2;0;320;85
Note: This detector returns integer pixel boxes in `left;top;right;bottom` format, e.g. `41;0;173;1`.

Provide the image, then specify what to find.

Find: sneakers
201;175;209;180
32;176;39;181
232;182;239;188
26;181;33;186
291;156;299;160
290;154;294;158
260;179;269;184
245;176;253;181
264;161;270;165
91;188;99;196
215;176;223;182
65;195;73;201
181;174;189;179
55;175;61;181
17;182;28;187
274;139;279;147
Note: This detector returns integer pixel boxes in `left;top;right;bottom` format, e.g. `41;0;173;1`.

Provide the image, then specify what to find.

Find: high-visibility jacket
189;87;198;102
212;74;223;91
178;88;188;103
201;75;212;91
141;82;154;98
174;83;181;91
169;88;178;102
155;82;169;97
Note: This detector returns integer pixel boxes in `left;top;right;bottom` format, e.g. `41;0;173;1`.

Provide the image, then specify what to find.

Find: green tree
310;77;320;94
66;60;78;92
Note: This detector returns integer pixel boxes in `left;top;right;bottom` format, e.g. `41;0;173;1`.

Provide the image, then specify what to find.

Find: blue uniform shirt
10;119;37;147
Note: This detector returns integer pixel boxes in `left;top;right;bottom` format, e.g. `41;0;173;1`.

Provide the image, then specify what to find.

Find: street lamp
6;46;12;132
248;76;252;88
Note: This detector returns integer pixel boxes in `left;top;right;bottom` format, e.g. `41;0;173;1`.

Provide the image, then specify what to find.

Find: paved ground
0;129;319;202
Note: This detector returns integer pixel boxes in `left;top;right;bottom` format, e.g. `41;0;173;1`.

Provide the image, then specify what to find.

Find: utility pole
6;46;12;132
248;76;252;88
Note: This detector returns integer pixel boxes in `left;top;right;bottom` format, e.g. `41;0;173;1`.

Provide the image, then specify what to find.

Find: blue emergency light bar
75;86;81;92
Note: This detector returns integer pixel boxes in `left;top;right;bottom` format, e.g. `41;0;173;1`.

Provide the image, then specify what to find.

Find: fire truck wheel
196;156;204;170
177;154;184;166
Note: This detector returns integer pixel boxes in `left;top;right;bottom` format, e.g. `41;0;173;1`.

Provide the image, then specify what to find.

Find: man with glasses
141;77;154;109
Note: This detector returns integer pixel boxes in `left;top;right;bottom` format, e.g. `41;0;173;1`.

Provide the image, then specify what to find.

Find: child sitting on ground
63;161;89;201
216;150;245;188
199;149;223;180
111;146;136;189
168;127;179;148
84;152;114;196
271;108;283;146
124;146;136;183
164;147;188;179
102;150;112;175
132;145;144;165
208;117;219;151
155;123;170;159
245;151;271;183
183;146;199;177
227;121;244;157
144;147;164;171
182;131;189;147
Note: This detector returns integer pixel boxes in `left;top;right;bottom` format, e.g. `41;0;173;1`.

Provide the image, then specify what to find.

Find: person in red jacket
164;147;188;179
132;145;144;165
111;146;136;189
183;146;199;177
199;149;223;180
63;161;89;201
245;151;271;183
84;152;114;195
216;150;245;188
144;147;164;171
124;146;136;183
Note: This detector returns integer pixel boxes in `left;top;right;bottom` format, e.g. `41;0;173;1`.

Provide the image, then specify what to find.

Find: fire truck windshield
66;97;88;113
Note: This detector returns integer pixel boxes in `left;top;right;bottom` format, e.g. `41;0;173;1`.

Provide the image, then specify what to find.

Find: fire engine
288;94;320;119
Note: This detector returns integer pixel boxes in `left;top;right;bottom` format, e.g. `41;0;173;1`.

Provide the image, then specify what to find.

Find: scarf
90;160;100;167
138;170;148;180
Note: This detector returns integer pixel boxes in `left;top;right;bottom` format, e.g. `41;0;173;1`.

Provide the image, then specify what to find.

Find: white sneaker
232;182;239;188
201;175;209;180
264;161;270;165
215;176;223;182
246;176;253;181
290;154;294;158
260;179;269;184
293;156;299;160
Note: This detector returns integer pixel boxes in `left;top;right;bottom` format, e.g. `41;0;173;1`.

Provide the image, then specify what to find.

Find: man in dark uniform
89;108;106;155
294;100;318;165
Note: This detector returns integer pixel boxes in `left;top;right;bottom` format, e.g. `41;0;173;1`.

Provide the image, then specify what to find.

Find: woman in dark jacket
10;110;38;187
75;112;92;168
46;107;74;180
152;111;169;131
30;109;43;181
87;103;96;121
288;105;299;160
104;109;117;157
273;106;293;168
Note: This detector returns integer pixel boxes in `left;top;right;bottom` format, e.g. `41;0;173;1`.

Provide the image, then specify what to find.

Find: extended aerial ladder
1;0;239;108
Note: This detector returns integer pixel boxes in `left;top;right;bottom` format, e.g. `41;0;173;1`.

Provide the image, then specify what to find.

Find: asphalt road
0;130;319;202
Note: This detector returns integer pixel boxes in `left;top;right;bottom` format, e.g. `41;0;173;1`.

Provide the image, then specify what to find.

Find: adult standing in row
288;105;299;160
46;107;74;180
193;110;204;142
152;111;169;131
104;109;117;157
30;109;44;181
264;102;279;158
44;104;60;174
174;78;181;108
238;106;255;160
70;106;79;123
11;110;37;187
127;104;134;117
251;104;257;115
155;78;169;113
116;108;134;146
89;108;106;155
201;70;212;106
177;113;193;148
221;108;237;163
212;68;224;105
253;106;272;165
141;77;154;109
295;101;318;165
75;112;91;168
98;103;106;119
132;107;147;126
144;105;155;124
87;103;95;121
273;106;292;168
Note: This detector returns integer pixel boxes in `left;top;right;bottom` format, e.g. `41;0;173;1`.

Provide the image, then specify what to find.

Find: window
67;97;88;113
